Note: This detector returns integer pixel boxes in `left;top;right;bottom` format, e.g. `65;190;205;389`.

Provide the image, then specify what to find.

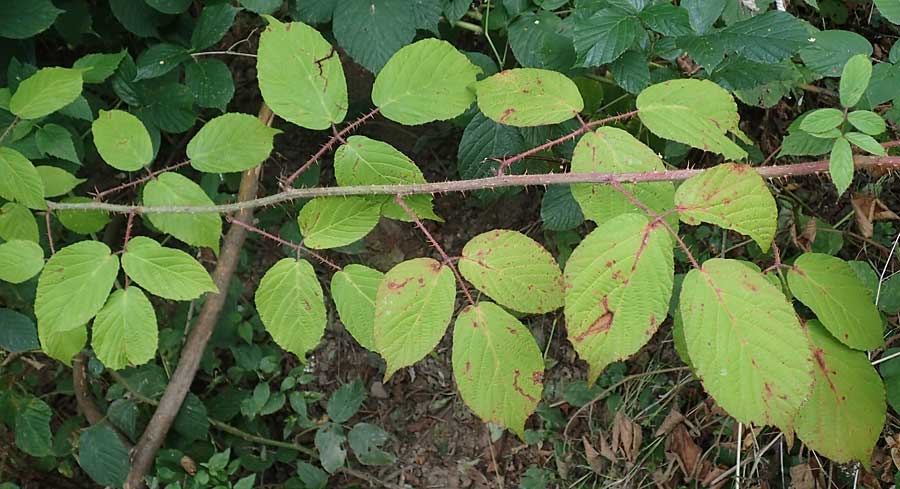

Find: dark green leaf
509;11;576;71
295;461;329;489
174;393;209;441
184;58;234;111
332;0;416;72
457;113;529;202
718;11;810;63
0;0;62;39
191;4;241;51
574;8;642;67
326;379;366;424
14;397;52;457
78;425;129;487
240;0;282;14
0;309;39;353
541;185;584;231
35;124;78;164
109;0;166;38
682;0;725;34
639;3;692;36
348;423;397;465
799;30;872;77
412;0;443;33
880;273;900;314
314;423;346;474
135;43;191;81
609;50;649;93
145;0;191;14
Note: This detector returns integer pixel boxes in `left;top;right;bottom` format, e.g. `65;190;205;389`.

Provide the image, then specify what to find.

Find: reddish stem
393;194;476;307
226;217;341;271
44;211;55;255
92;160;192;201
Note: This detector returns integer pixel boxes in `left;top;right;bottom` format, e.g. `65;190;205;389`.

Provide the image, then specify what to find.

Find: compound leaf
9;67;82;120
452;302;544;438
829;135;854;195
331;264;383;351
255;258;327;361
374;258;456;380
298;196;382;250
92;110;154;171
143;172;222;253
839;54;872;108
474;68;583;127
0;239;44;284
122;236;218;301
459;230;563;314
187;113;280;173
0;147;45;210
92;287;158;370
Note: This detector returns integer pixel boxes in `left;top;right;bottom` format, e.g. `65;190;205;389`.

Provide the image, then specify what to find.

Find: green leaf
191;4;241;51
327;380;366;423
573;8;642;67
349;423;397;465
174;393;209;441
0;0;62;39
109;0;165;37
718;11;811;63
73;51;127;84
184;58;235;111
143;172;222;252
36;166;85;197
674;163;777;252
609;50;650;94
92;287;158;370
372;38;480;125
875;0;900;24
332;0;416;73
122;236;218;301
0;309;40;353
799;30;873;77
457;113;530;203
571;127;676;227
847;110;886;135
0;202;38;242
315;423;346;474
541;185;584;231
56;197;110;234
331;264;383;351
9;67;82;120
0;240;44;284
0;147;46;210
787;253;883;350
38;322;86;365
474;69;583;127
880;274;900;314
839;54;872;108
564;214;674;383
680;258;813;431
188;113;280;173
92;110;154;171
35;124;78;164
459;230;563;314
799;108;845;134
829;136;853;195
639;3;692;36
255;258;327;361
257;17;347;130
298;196;382;250
508;11;577;71
333;136;439;221
795;320;885;464
78;425;129;487
636;79;747;160
845;132;886;155
452;302;543;438
683;0;724;34
145;0;191;14
374;258;456;380
14;397;52;457
135;43;191;81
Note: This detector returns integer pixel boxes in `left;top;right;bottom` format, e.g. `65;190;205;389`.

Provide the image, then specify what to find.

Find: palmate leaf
121;236;218;301
452;302;544;438
459;230;563;314
564;213;674;384
255;258;327;362
257;17;347;130
91;287;158;370
795;320;885;464
331;264;383;351
143;172;222;253
372;38;480;125
787;253;883;350
474;68;584;127
187;113;281;173
570;127;676;228
680;259;813;431
374;258;456;380
674;163;777;252
298;196;382;250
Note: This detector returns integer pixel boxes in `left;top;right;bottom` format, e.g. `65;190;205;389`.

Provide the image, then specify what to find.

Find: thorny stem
226;216;342;272
394;194;476;307
281;107;382;189
92;160;191;200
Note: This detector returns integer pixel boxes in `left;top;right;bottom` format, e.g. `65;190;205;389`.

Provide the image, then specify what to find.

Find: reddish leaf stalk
92;160;192;200
226;216;342;271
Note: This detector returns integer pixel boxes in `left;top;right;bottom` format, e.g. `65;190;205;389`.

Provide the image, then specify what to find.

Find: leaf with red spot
680;258;814;432
459;229;563;314
674;163;777;252
255;258;327;362
473;68;584;127
452;301;544;438
787;253;883;350
374;258;456;380
564;213;674;384
795;320;885;465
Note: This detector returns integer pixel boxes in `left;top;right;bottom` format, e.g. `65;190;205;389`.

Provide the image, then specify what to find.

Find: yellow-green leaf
122;236;218;301
298;196;382;250
0;202;38;242
0;239;44;284
255;258;327;361
36;166;85;197
187;113;281;173
9;67;83;120
91;287;158;370
331;264;383;351
0;147;46;210
474;68;584;127
92;110;154;171
143;172;222;253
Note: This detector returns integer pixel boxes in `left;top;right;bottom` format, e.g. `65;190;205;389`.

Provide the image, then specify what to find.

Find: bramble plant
1;1;900;488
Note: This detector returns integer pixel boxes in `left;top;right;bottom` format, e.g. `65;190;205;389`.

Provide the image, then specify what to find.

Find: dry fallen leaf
791;217;817;252
612;412;643;463
789;463;816;489
667;425;702;479
180;455;197;476
655;408;686;437
582;435;606;475
852;193;900;238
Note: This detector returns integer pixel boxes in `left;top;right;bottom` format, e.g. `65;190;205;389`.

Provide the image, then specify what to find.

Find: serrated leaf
636;79;746;160
188;113;280;173
457;113;530;203
847;110;885;136
92;110;154;171
799;30;873;78
122;236;218;301
298;196;382;250
92;287;158;370
839;54;872;108
332;0;416;73
574;8;642;67
459;230;563;314
564;214;674;383
0;239;44;284
787;253;883;350
36;166;85;197
571;127;676;227
675;163;777;252
452;302;544;438
35;124;78;164
78;425;129;487
38;322;86;365
829;136;853;195
331;264;383;351
541;185;584;231
9;67;82;120
257;17;347;130
795;320;885;464
0;309;40;353
56;197;111;234
333;136;439;221
184;58;234;111
0;147;46;210
191;4;241;50
173;393;209;441
349;423;397;465
0;0;62;39
255;258;327;361
73;51;127;84
327;380;366;423
14;397;52;457
474;69;583;127
639;3;692;36
35;241;119;334
718;11;811;63
508;11;576;71
374;258;456;380
0;202;38;242
845;132;886;155
680;258;813;431
798;108;845;133
143;172;222;252
372;38;480;125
